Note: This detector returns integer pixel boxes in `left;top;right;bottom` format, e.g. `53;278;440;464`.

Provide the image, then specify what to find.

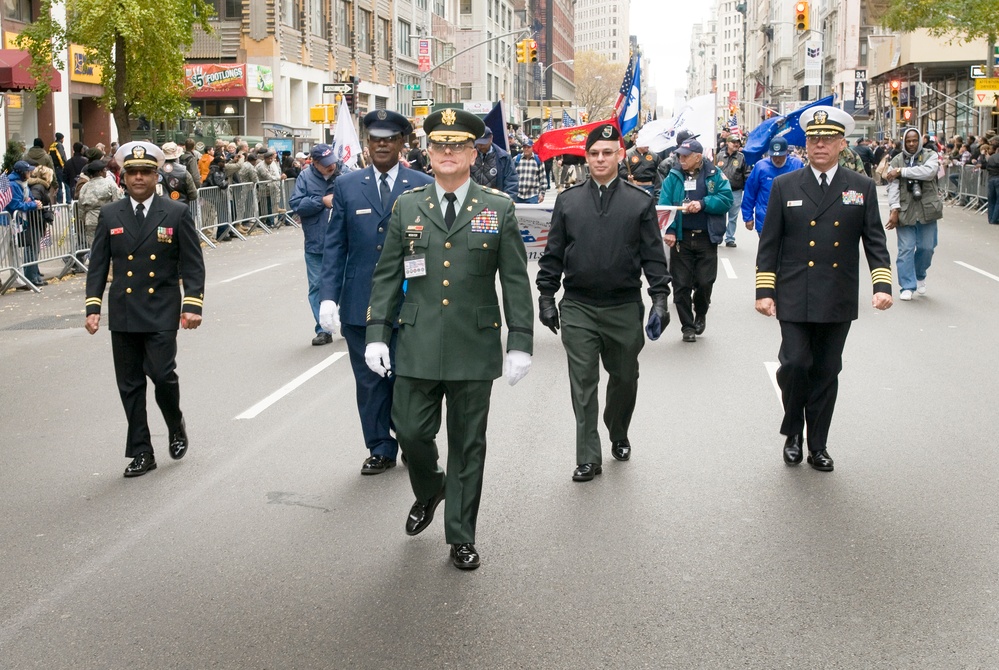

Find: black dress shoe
361;455;397;475
782;434;803;465
312;332;333;346
405;488;445;536
807;449;834;472
124;452;157;477
693;316;706;335
450;543;480;570
572;463;602;482
682;331;696;343
169;420;188;460
611;440;631;461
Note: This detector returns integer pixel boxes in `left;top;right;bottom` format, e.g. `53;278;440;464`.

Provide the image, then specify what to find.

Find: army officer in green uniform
365;109;534;570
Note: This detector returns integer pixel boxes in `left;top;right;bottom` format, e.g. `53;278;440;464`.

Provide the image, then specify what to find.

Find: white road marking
955;261;999;283
220;263;282;284
235;352;346;419
764;362;781;405
721;258;737;279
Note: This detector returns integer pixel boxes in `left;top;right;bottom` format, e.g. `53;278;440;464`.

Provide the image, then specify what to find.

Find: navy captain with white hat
317;108;435;475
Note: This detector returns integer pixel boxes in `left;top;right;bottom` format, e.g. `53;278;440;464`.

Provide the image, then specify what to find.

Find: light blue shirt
435;178;472;209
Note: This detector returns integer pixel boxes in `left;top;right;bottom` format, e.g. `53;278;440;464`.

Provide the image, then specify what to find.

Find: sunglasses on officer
429;141;474;153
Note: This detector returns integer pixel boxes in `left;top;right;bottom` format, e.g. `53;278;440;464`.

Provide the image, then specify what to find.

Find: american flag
0;172;11;211
562;109;576;127
613;54;636;115
546;116;553;131
646;110;653;124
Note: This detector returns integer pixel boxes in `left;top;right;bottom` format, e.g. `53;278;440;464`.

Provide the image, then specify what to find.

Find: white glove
365;342;392;378
503;350;532;386
319;300;340;334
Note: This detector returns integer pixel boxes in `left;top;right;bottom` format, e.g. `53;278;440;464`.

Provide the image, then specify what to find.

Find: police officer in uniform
618;141;662;197
755;106;893;472
318;110;434;475
538;123;671;481
85;142;206;477
364;109;534;570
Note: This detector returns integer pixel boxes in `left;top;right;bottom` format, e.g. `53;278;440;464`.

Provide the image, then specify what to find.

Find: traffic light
543;106;551;119
794;1;809;32
900;107;913;123
516;40;527;64
890;79;900;107
580;111;588;122
527;40;538;63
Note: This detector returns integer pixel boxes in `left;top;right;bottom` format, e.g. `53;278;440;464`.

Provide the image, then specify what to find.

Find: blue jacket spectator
741;137;804;234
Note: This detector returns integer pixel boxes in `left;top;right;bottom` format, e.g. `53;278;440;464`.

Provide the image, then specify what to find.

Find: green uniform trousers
560;299;645;465
392;376;493;545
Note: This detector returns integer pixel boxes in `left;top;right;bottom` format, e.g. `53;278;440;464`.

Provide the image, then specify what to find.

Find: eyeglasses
586;149;620;159
806;135;843;145
370;135;402;144
429;141;473;153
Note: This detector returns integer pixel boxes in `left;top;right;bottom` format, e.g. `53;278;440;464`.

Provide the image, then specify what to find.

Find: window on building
215;0;242;20
460;0;472;13
358;8;372;53
487;31;493;62
337;1;351;46
417;0;427;9
3;0;31;22
309;0;325;37
433;0;444;16
859;40;868;66
398;19;412;56
461;82;473;100
375;96;387;110
379;17;390;58
282;0;299;29
487;0;492;18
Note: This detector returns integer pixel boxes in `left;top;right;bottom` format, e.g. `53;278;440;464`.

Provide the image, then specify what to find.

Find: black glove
645;293;670;341
538;295;560;335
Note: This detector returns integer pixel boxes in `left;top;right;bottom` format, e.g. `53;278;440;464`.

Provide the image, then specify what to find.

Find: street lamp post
541;59;574;126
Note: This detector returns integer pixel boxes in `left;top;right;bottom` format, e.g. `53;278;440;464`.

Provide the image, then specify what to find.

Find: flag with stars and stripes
0;172;11;211
646;110;653;125
546;115;553;131
613;53;636;115
562;109;576;127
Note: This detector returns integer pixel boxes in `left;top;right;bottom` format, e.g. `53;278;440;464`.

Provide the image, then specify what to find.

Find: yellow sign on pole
414;106;430;116
974;78;999;91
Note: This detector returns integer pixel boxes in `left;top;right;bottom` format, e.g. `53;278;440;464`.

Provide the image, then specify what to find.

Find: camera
907;179;923;200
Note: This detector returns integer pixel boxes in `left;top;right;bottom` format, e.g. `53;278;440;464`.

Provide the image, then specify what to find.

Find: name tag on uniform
404;254;427;278
684;178;697;192
110;227;124;235
356;208;372;215
787;200;803;207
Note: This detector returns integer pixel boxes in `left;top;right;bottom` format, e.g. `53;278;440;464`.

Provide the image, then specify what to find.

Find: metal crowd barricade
973;168;989;214
942;165;961;202
0;211;36;294
278;178;299;227
193;185;247;245
11;203;87;285
227;181;269;235
254;180;285;228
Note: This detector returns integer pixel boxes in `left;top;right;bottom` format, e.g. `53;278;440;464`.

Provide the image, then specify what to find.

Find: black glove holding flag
645;293;670;341
538;295;560;335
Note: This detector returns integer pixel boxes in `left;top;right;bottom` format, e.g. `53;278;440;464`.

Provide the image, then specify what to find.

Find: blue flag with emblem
617;56;641;137
742;95;834;165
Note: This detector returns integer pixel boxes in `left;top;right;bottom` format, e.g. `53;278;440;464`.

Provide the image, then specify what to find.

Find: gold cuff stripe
756;282;776;289
183;298;204;306
86;298;102;305
871;269;893;283
756;272;776;279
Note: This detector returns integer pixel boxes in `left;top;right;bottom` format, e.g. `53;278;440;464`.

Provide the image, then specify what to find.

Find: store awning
0;49;61;92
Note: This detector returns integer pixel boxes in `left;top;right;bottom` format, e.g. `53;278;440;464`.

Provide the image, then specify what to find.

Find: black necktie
379;172;391;210
819;172;828;193
599;185;607;199
135;202;145;225
443;192;457;230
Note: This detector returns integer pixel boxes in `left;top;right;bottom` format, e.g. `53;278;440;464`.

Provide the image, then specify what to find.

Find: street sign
974;77;999;90
974;91;999;107
971;65;988;79
412;98;434;107
414;106;430;116
323;83;354;94
404;84;420;90
855;69;866;81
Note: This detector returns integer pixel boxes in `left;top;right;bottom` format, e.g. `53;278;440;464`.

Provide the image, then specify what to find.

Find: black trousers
669;231;718;332
110;331;184;458
342;323;398;460
776;320;852;453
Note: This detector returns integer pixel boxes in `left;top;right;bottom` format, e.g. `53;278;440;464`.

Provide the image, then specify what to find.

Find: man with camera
884;127;942;301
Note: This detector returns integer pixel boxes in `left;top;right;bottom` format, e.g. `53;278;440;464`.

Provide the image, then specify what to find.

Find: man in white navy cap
85;141;206;477
755;105;892;473
317;109;433;475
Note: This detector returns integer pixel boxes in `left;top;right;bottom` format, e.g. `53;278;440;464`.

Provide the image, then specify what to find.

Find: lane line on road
722;258;737;279
220;263;282;284
235;352;346;420
764;362;781;406
955;260;999;282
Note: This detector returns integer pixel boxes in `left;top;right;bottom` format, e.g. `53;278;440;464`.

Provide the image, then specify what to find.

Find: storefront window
2;0;32;22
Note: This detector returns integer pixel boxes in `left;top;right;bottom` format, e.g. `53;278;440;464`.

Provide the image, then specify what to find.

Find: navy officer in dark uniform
318;110;434;475
85;141;206;477
755;106;893;472
537;123;671;482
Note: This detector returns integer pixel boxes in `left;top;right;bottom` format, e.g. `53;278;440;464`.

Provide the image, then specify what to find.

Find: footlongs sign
184;64;274;99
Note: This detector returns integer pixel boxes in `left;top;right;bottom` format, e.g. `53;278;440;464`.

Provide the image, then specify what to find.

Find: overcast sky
630;1;713;110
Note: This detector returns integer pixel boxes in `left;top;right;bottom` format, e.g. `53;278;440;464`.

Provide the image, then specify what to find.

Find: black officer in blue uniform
318;110;434;475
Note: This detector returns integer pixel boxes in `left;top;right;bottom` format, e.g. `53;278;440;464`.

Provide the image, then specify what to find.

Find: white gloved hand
365;342;392;377
319;300;340;334
503;350;532;386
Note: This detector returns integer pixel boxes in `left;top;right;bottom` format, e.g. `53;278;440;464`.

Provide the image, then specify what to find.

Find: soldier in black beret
537;122;671;482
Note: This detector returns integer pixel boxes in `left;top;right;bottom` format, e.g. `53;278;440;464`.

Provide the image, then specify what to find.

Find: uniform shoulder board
407;183;431;192
620;179;653;196
487;187;512;200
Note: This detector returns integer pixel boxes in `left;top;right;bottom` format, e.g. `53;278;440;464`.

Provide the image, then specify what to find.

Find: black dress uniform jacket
756;167;892;323
537;178;671;305
86;196;205;330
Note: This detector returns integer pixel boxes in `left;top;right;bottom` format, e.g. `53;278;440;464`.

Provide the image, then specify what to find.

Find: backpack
514;154;542;169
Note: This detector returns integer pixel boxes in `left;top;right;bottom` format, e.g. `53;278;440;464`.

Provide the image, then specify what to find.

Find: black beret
585;124;621;151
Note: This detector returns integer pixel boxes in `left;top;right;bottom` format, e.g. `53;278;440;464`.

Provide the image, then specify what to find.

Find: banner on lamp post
804;41;822;87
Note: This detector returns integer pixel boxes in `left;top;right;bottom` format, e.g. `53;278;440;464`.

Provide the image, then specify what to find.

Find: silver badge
377;110;387;121
602;126;613;139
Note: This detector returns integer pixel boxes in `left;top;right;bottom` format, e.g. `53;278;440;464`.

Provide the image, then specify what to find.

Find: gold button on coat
127;271;133;277
442;299;449;305
482;243;488;248
127;254;133;260
444;261;450;267
834;242;839;247
149;272;155;277
443;280;449;286
809;221;816;227
808;261;814;267
148;288;155;294
126;288;132;293
809;241;815;247
445;242;452;249
150;254;156;260
834;221;840;226
833;263;839;268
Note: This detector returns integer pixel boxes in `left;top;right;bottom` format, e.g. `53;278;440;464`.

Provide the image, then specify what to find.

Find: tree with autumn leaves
878;0;999;68
16;0;213;142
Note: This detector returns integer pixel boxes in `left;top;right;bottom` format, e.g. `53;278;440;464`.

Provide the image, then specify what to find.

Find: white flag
636;94;716;158
333;98;362;170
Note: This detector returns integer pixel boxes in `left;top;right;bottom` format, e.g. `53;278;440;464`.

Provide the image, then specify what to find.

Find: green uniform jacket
366;181;534;381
